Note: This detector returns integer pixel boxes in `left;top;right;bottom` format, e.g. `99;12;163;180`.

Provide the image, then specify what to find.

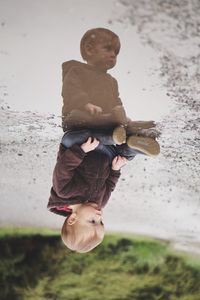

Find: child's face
76;203;104;227
87;37;120;72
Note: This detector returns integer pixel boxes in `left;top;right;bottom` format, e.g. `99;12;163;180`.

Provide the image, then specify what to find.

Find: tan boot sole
112;126;126;145
127;136;160;156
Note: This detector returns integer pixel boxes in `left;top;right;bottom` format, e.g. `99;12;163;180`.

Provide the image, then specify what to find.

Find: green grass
0;226;59;237
1;227;200;300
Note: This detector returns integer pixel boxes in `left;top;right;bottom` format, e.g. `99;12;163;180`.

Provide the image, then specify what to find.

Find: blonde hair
80;27;120;60
61;217;104;253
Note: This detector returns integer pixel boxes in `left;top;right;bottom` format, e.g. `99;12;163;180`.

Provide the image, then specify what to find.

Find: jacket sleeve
52;144;86;198
62;67;91;115
101;169;121;208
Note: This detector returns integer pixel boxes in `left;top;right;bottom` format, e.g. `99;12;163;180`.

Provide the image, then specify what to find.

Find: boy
61;27;160;155
48;136;128;253
47;28;160;253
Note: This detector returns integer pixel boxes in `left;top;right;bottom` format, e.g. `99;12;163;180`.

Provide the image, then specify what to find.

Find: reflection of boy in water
48;137;127;253
61;27;160;156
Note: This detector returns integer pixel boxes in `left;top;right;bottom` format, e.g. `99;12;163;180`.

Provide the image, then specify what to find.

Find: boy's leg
115;144;140;161
61;129;91;148
62;109;117;130
61;127;126;149
61;128;118;163
90;127;126;145
62;107;128;131
63;111;126;145
62;110;93;131
62;117;160;155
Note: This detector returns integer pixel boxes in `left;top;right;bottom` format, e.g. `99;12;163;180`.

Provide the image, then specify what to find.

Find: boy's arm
101;169;121;208
52;144;86;198
112;77;131;124
101;155;127;207
112;77;123;107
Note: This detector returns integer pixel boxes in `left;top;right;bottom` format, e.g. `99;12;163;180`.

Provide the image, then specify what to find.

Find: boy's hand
81;137;99;153
112;155;127;171
85;103;103;115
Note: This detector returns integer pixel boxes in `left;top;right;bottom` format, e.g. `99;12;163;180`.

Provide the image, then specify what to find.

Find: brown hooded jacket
47;144;121;217
61;60;123;120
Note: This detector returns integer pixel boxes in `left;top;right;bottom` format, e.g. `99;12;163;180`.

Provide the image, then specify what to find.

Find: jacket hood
62;60;86;79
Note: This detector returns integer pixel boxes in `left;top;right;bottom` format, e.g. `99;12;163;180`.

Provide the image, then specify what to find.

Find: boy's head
80;28;121;72
61;203;104;253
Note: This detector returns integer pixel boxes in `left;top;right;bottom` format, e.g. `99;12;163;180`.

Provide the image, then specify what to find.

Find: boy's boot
127;120;156;131
126;120;161;139
127;135;160;156
112;126;126;145
136;128;161;139
127;120;161;139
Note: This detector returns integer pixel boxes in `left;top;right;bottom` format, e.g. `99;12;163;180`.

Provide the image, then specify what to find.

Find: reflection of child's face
87;38;120;72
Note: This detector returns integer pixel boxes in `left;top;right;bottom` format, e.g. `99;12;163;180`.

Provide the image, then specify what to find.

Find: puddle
0;1;173;123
